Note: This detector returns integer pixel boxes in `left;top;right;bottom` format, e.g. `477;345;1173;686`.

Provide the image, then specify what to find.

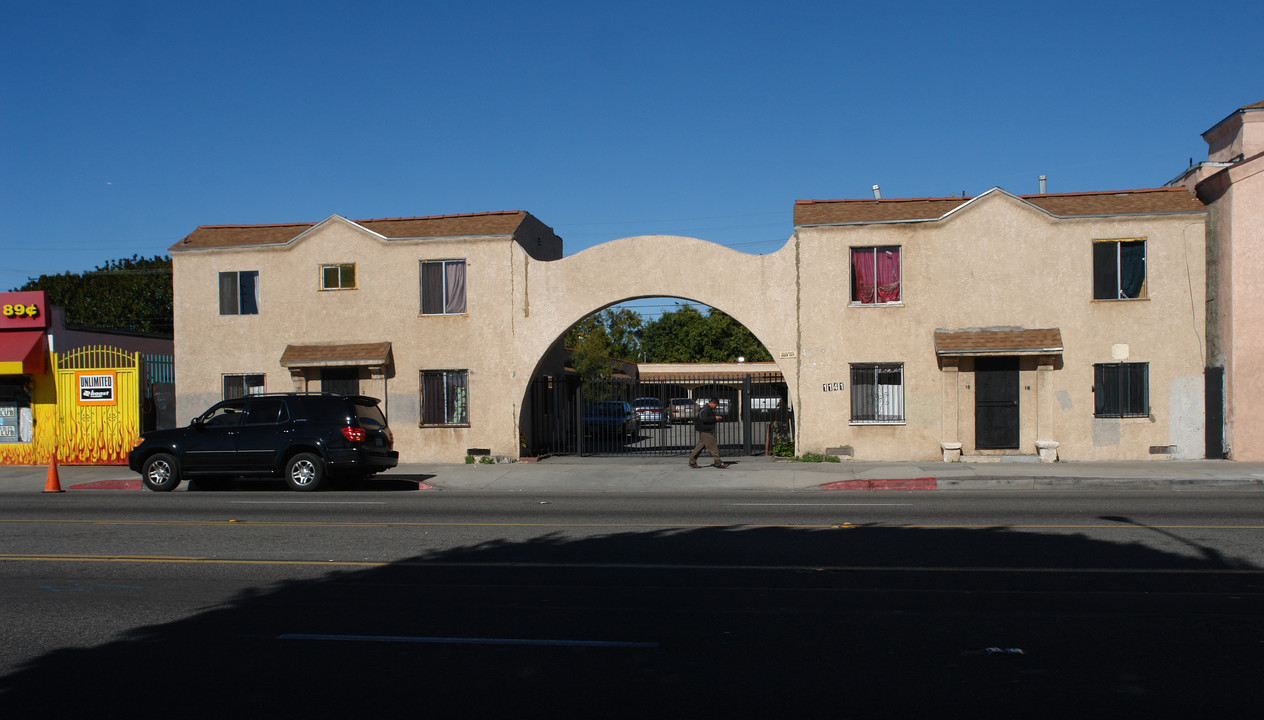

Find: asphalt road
2;490;1263;718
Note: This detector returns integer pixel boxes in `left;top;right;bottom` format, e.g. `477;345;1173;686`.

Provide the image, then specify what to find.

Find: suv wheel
142;453;181;492
285;452;324;492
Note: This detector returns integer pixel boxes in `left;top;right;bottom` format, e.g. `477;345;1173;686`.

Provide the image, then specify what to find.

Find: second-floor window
1093;239;1146;300
321;263;356;290
851;247;901;305
219;271;259;315
420;260;466;315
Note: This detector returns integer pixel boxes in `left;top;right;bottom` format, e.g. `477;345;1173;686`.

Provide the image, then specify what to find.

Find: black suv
128;393;398;492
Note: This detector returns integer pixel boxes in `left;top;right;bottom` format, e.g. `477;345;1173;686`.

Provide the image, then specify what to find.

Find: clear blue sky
3;1;1261;317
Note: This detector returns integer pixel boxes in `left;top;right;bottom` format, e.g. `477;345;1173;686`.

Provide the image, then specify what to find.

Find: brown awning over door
280;342;392;368
933;328;1062;357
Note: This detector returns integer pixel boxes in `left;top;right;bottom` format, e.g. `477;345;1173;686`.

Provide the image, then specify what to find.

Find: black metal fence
525;372;793;457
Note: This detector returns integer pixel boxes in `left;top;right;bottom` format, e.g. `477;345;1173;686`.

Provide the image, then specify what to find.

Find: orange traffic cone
43;452;64;493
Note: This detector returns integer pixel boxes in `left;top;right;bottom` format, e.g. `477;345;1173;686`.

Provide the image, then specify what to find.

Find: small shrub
479;455;496;464
465;455;475;464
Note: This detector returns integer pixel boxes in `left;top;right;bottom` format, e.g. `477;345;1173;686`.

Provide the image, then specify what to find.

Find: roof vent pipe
1038;175;1047;194
871;184;881;199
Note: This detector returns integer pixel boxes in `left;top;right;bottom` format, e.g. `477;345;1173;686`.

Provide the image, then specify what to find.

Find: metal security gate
52;345;142;464
525;372;792;458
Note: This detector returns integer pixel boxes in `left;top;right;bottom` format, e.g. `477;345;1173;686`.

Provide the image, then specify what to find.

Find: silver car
632;397;666;427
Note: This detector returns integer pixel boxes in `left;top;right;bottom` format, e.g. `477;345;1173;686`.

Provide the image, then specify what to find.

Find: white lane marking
279;633;657;648
731;503;913;506
230;501;388;505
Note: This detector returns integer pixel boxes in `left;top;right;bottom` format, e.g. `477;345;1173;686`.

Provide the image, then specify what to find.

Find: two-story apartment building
170;185;1208;464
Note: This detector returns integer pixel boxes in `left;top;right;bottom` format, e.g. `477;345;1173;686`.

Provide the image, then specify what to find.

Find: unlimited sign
78;373;116;404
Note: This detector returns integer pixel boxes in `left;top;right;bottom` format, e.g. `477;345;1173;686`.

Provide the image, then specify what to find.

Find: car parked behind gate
128;393;398;492
583;400;640;441
669;398;698;424
632;397;666;427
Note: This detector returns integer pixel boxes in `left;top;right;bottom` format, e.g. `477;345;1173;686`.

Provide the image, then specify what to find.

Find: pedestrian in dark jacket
689;399;728;468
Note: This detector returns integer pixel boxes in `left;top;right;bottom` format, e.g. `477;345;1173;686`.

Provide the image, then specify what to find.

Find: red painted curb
69;480;142;491
820;477;937;491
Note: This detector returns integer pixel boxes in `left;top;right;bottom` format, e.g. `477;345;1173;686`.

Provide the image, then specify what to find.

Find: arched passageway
507;236;800;458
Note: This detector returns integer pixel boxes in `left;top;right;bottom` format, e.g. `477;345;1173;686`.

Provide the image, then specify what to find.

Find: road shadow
2;517;1262;717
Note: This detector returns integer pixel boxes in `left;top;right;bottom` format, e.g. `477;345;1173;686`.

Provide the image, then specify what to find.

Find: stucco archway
504;235;800;454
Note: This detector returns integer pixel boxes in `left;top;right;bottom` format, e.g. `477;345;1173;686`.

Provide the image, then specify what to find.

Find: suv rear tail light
340;427;366;442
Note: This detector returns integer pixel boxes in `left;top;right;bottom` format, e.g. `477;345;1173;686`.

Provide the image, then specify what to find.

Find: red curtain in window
851;249;875;303
875;248;900;303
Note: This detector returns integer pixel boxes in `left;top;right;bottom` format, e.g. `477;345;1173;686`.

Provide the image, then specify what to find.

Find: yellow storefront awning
0;330;47;374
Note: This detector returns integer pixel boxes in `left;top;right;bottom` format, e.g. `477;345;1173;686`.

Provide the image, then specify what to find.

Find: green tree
14;255;173;334
639;304;771;363
562;308;644;379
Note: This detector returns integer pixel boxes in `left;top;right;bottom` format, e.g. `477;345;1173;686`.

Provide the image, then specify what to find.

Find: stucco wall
793;192;1206;460
171;194;1206;464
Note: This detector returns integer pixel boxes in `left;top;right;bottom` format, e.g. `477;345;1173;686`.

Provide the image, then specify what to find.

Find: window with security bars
321;264;356;290
850;363;904;423
1094;362;1149;417
223;374;265;400
420;370;469;426
420;260;467;315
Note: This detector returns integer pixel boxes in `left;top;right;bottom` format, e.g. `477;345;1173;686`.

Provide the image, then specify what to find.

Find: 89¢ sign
3;304;39;319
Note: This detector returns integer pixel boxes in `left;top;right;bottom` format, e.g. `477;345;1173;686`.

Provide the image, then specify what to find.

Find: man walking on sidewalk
689;399;728;468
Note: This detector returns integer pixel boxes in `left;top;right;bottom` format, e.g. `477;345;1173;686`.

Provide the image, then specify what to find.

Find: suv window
202;400;246;426
244;398;288;425
354;402;387;429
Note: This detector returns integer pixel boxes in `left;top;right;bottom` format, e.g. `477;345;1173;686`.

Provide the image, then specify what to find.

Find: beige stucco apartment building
170;184;1210;464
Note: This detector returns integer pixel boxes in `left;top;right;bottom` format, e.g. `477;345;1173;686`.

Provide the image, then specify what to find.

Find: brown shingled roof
794;187;1204;226
280;342;392;367
934;328;1063;356
173;211;529;250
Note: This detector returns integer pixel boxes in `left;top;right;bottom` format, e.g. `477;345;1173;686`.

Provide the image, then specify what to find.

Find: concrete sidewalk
6;455;1264;493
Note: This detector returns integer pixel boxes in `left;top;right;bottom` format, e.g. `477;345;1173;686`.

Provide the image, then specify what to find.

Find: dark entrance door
975;357;1019;449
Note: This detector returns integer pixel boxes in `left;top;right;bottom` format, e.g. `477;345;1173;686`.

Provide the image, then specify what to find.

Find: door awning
934;328;1063;357
0;330;47;374
280;342;392;368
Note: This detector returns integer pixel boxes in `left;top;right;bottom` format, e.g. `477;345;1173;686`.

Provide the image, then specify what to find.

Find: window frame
419;259;467;315
218;270;260;315
419;369;470;427
1093;362;1150;418
849;362;905;424
222;373;265;400
1092;238;1147;301
849;246;902;306
320;263;357;291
